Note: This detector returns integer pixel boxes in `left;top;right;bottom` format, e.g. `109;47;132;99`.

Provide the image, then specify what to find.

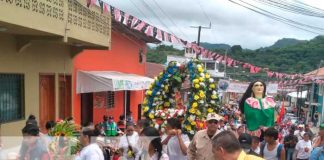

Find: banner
226;82;249;93
218;79;278;94
267;83;278;94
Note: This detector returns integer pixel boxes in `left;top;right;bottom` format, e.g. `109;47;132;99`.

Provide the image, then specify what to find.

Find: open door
39;74;55;132
81;93;93;126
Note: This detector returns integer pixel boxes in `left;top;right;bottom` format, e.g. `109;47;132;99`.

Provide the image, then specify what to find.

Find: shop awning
77;70;154;93
287;90;308;98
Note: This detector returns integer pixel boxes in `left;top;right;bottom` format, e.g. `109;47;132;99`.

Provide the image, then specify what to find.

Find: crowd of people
0;111;324;160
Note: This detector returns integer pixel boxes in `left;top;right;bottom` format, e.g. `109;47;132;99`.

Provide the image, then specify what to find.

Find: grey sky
103;0;324;49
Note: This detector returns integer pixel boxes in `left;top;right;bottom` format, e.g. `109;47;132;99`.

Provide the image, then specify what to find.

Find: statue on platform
239;80;276;136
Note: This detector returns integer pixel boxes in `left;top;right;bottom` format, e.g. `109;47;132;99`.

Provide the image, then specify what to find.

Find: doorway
59;75;72;120
39;74;55;132
81;93;93;126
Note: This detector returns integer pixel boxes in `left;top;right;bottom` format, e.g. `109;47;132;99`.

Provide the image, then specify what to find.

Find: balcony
0;0;111;55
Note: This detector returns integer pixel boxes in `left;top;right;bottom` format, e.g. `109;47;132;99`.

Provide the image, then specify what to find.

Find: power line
139;0;177;35
293;0;324;13
196;0;217;43
197;0;212;23
252;0;324;18
238;0;324;31
151;0;190;40
127;0;154;25
228;0;324;34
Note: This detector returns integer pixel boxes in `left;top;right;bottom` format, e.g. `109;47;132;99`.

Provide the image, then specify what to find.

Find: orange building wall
73;30;147;125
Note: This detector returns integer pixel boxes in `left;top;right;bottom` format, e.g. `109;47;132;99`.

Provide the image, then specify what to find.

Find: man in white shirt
118;122;140;160
294;125;305;141
162;118;190;160
294;132;312;160
77;128;104;160
251;136;261;155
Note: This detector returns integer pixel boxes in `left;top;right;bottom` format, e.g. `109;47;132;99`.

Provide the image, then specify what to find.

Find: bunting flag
267;71;274;78
131;16;139;28
226;58;234;67
250;66;261;74
216;55;224;63
87;0;96;7
126;15;133;27
242;63;251;69
157;29;163;40
98;0;104;13
89;1;307;80
140;23;150;33
167;33;172;42
145;25;153;37
103;4;109;14
120;10;126;24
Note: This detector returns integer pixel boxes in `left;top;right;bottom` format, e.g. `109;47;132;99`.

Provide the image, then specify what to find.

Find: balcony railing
0;0;111;50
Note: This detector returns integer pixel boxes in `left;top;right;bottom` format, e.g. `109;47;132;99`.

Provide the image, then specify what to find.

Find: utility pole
224;49;228;79
190;22;211;58
307;60;323;124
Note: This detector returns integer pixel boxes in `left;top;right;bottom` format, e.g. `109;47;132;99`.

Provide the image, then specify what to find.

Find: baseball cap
207;113;223;121
238;133;252;149
298;124;305;128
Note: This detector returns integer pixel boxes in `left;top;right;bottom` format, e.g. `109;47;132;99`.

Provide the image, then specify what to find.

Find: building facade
0;0;111;135
73;21;160;126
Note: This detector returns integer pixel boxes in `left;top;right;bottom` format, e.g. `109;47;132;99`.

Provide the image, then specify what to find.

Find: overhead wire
292;0;324;13
196;0;217;43
197;0;212;23
252;0;324;18
238;0;324;31
228;0;324;35
127;0;154;25
151;0;191;40
139;0;177;35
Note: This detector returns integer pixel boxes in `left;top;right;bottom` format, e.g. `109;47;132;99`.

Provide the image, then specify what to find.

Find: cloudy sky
103;0;324;49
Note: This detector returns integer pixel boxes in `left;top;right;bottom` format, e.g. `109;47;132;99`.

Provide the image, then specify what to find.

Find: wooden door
81;93;93;126
59;75;72;120
39;74;55;132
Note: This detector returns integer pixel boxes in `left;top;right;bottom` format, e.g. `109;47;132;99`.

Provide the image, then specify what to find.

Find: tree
230;45;242;54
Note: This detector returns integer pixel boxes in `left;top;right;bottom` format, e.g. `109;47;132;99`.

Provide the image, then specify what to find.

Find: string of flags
87;0;319;82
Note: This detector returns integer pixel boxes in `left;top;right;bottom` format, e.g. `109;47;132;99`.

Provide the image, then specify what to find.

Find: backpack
260;142;283;159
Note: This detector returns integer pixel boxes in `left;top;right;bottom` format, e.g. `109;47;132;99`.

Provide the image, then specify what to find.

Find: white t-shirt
295;139;312;159
294;130;305;141
76;143;104;160
161;134;190;160
254;147;260;154
149;152;169;160
263;143;280;160
119;132;140;160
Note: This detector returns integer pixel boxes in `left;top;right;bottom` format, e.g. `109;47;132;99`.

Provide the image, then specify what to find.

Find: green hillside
146;36;324;81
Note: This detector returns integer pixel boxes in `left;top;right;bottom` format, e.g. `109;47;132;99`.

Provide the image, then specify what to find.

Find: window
139;49;144;63
106;91;115;108
206;62;216;70
0;74;24;123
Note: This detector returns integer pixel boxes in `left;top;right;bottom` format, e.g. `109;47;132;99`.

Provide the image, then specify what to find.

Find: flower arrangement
142;59;220;135
48;120;81;159
142;61;186;128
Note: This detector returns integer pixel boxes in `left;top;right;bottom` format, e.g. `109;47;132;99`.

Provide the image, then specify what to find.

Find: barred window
206;62;216;70
0;74;25;123
106;91;115;108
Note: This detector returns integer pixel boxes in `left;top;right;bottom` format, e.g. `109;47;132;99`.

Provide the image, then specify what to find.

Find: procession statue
239;80;276;136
